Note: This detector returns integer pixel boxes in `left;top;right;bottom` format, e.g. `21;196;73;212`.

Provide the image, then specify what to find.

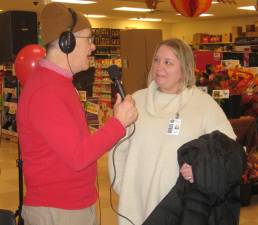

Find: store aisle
0;139;257;225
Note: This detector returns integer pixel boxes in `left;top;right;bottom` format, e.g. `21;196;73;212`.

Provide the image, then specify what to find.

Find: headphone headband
59;8;77;54
68;8;77;32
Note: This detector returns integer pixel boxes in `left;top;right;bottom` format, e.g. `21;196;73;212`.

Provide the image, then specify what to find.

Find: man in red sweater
17;3;138;225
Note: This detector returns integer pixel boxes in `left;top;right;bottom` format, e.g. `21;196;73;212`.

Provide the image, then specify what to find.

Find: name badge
167;118;181;135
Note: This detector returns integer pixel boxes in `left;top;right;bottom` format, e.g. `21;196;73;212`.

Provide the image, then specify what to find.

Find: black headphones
59;8;77;54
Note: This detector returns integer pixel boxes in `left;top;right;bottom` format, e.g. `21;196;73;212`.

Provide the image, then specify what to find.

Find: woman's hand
180;163;194;183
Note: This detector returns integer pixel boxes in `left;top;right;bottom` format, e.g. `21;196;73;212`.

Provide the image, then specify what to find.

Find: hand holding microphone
108;65;138;128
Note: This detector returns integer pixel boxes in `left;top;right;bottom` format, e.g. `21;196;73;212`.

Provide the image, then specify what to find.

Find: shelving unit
0;63;18;142
92;28;121;59
92;58;122;126
192;42;234;51
77;28;122;128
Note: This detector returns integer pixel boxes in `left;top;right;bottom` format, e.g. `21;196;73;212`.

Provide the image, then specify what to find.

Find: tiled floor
0;139;258;225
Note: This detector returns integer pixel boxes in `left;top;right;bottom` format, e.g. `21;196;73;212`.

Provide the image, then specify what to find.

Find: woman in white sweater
108;38;236;225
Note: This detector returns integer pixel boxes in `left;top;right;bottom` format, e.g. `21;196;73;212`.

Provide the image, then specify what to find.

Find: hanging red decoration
170;0;212;17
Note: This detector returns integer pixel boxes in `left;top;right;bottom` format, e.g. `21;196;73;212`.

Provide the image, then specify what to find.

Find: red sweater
17;65;125;209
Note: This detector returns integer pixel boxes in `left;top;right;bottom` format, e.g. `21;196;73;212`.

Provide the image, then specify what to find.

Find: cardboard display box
232;26;242;42
246;32;258;37
192;33;209;44
222;33;232;43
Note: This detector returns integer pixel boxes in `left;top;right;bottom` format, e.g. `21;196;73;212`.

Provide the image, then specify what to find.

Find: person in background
17;3;138;225
108;38;236;225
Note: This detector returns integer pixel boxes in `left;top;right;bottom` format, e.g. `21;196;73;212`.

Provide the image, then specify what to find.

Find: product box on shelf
2;74;18;138
194;50;222;71
245;32;258;37
221;59;240;68
222;33;232;43
208;35;222;43
232;26;242;42
85;97;100;133
246;24;256;32
232;26;242;35
192;33;208;44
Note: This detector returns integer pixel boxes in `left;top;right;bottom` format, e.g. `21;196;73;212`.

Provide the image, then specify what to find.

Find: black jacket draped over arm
142;131;246;225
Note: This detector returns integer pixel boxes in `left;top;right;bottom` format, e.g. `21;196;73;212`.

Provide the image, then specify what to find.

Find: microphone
107;65;126;100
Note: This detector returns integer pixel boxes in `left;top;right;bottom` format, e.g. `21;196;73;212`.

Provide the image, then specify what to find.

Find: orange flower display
195;64;256;96
242;150;258;184
170;0;212;17
196;65;258;119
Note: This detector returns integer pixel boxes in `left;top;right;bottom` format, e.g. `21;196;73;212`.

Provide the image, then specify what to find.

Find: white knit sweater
108;81;236;225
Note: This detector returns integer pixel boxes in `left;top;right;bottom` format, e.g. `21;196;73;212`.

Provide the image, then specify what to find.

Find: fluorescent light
200;13;214;17
237;6;256;11
113;7;153;12
212;1;219;4
129;18;162;22
176;13;213;17
51;0;96;4
85;14;107;18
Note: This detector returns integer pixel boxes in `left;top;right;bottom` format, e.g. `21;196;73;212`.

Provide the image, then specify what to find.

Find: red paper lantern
170;0;212;17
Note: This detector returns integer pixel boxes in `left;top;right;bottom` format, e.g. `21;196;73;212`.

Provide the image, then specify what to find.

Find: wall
88;18;172;40
169;15;258;44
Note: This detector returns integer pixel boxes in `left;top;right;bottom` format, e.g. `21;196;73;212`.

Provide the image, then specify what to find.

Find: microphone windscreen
107;65;121;81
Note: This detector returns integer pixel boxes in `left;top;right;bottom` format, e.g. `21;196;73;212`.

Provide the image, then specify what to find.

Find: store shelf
1;72;18;138
92;28;121;59
193;42;234;51
199;42;233;45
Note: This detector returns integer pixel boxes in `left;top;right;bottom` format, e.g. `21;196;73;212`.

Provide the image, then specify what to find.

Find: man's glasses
75;35;94;44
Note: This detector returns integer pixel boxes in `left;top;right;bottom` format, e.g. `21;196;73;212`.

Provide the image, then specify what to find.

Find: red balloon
14;44;46;86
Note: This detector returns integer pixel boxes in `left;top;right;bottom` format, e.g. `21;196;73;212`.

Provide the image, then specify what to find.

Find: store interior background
0;0;257;42
0;0;258;225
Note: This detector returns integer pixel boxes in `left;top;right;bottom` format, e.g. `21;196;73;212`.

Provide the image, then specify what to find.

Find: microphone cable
110;123;136;225
66;54;75;75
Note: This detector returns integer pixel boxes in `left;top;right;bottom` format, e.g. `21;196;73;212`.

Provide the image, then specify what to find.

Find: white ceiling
0;0;257;24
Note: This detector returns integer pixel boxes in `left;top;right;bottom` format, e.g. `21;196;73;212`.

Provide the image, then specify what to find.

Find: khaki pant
22;205;97;225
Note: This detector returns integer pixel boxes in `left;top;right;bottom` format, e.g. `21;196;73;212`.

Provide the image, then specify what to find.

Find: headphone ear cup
59;31;76;54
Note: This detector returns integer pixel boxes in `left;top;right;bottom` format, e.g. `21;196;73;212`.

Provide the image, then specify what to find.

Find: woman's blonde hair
147;38;196;89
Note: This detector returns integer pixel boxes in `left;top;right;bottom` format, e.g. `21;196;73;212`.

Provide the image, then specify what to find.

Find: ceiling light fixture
113;7;153;12
199;13;214;16
51;0;96;4
129;18;162;22
84;14;107;18
237;6;256;11
211;1;219;4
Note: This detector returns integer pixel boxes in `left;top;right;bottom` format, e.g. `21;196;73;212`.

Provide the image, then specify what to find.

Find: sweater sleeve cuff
106;117;126;138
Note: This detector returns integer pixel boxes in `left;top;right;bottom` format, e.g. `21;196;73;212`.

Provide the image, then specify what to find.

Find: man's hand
113;94;138;128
